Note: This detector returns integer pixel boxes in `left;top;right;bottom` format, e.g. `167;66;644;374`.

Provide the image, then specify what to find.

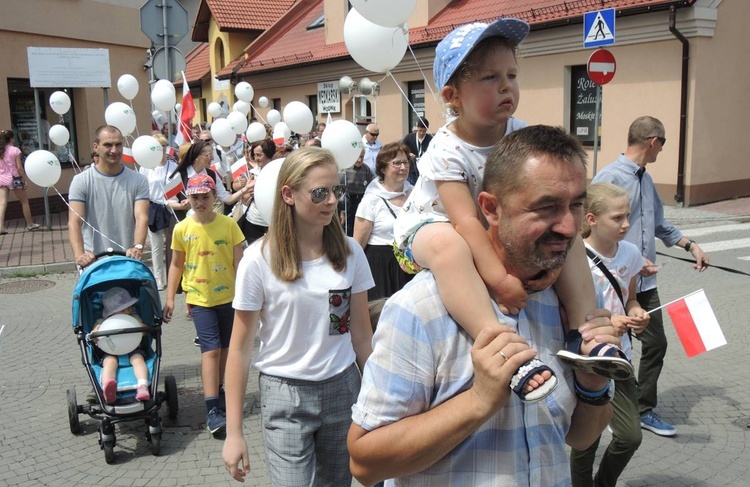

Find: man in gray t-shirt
68;125;149;267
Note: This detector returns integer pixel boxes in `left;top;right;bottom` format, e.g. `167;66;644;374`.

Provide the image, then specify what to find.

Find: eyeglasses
649;135;666;146
389;159;410;168
309;184;347;204
367;131;379;137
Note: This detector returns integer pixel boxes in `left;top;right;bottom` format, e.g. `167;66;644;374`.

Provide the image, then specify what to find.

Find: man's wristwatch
132;244;144;251
684;239;696;252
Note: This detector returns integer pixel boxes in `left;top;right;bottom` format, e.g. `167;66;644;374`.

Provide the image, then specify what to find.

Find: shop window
569;65;601;146
407;80;425;133
273;98;281;111
7;78;77;165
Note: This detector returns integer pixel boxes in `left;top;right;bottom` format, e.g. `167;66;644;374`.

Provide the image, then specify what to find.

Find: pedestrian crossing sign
584;8;616;48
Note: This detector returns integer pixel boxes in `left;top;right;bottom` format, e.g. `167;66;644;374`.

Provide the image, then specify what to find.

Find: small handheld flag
164;176;184;200
231;159;249;180
122;147;136;164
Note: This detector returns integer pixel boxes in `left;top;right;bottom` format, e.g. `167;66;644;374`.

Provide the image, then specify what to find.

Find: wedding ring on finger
498;350;508;364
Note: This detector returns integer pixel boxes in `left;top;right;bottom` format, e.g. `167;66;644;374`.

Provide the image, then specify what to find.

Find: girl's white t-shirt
233;237;374;381
585;240;644;359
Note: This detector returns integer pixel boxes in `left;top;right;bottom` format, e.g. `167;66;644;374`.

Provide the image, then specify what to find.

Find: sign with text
570;65;601;146
27;47;111;88
318;81;341;113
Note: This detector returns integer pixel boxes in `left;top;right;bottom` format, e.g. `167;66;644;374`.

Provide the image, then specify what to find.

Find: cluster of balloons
344;0;415;74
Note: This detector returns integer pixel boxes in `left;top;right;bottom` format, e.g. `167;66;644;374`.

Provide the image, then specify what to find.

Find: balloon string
68;152;83;174
249;103;268;125
407;44;442;113
386;71;433;137
51;186;128;252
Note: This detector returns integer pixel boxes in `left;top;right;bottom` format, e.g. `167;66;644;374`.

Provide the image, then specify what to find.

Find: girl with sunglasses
223;147;374;485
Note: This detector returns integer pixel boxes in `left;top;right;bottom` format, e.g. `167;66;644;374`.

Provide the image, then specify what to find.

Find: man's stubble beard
496;216;573;277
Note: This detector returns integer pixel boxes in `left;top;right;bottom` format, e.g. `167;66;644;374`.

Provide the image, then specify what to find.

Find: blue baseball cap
433;18;530;90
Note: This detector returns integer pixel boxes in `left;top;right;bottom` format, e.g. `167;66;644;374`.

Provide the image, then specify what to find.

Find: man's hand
689;243;709;272
125;247;143;260
469;324;537;417
75;251;96;268
576;309;618;391
639;257;660;277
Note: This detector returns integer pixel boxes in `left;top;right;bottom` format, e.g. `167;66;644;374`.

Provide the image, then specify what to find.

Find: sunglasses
389;159;410;168
309;184;347;204
367;131;379;137
649;135;666;146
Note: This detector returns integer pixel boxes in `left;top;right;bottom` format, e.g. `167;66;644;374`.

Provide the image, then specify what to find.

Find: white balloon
132;135;164;169
117;74;139;100
25;150;61;187
175;103;182;114
105;102;137;136
94;314;142;355
227;111;249;135
151;79;176;112
233;100;251;116
235;82;255;102
254;158;285;226
245;122;267;144
267;109;282;126
258;96;269;108
48;125;70;147
283;101;314;134
350;0;417;28
321;120;363;170
49;91;71;116
208;102;223;118
211;118;236;147
273;122;292;142
344;9;408;73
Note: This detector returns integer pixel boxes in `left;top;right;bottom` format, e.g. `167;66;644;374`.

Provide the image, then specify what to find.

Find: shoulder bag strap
379;196;398;219
585;247;625;307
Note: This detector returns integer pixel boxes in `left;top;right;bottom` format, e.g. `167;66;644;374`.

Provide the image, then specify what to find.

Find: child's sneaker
103;379;117;405
136;384;150;402
206;406;226;434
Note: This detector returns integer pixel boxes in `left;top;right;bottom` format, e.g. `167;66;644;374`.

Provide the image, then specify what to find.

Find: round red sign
587;49;617;85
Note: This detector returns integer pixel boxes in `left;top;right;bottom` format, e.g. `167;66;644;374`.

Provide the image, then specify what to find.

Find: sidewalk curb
0;253;153;279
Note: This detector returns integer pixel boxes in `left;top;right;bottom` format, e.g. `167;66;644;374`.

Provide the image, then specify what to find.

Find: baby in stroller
92;287;150;404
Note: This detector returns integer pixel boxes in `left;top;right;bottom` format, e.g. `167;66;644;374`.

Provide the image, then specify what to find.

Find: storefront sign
318;81;341;113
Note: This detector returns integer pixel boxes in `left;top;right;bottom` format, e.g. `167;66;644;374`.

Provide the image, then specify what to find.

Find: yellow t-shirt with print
172;214;245;307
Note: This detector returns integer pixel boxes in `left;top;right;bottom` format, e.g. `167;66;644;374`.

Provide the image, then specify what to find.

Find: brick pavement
1;200;749;486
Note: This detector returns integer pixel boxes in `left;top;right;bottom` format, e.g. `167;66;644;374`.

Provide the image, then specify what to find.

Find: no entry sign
587;49;616;85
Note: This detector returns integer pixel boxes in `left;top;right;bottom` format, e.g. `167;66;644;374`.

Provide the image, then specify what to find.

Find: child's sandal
510;358;558;403
556;329;634;380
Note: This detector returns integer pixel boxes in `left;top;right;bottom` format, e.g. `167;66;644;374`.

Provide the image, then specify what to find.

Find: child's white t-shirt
585;240;644;359
233;237;374;381
393;117;526;248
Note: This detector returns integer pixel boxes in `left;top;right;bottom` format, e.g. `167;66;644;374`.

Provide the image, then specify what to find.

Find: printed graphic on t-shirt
329;287;352;335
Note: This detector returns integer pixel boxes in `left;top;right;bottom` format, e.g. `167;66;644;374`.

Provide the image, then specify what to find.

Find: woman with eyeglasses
169;140;250;216
353;142;414;300
137;133;185;290
223;147;374;485
230;138;275;245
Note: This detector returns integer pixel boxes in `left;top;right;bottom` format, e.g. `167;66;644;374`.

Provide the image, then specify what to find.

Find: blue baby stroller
67;253;178;463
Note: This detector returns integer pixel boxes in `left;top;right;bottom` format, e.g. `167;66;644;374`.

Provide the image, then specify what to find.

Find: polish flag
231;158;249;180
165;146;176;158
211;162;227;178
122;147;136;164
664;289;727;357
164;176;184;200
174;72;196;146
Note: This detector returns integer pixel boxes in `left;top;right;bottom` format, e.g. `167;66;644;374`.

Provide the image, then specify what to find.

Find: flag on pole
165;146;176;158
211;162;227;178
174;72;196;146
122;147;136;164
665;289;726;357
231;158;249;180
164;176;184;200
326;112;332;126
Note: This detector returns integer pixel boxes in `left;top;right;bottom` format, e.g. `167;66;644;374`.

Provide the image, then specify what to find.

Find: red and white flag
211;162;227;178
663;289;726;357
122;147;136;164
164;176;184;200
174;72;196;146
165;146;176;158
231;158;249;180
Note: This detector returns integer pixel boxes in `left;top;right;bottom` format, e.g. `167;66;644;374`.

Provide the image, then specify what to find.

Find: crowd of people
59;16;713;487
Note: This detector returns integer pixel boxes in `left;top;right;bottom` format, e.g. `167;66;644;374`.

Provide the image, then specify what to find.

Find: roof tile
184;42;211;83
207;0;297;31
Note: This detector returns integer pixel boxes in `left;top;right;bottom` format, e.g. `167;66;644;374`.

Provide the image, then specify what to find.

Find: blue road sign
584;8;616;48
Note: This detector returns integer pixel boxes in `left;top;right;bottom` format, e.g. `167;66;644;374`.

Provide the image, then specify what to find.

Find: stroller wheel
165;375;178;419
150;432;161;456
67;389;81;435
103;441;115;464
